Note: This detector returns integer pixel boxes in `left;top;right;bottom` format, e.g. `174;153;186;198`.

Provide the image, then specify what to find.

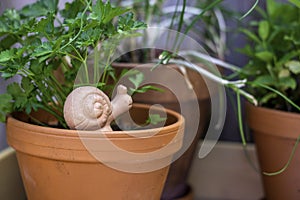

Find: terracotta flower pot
112;62;214;199
6;104;184;200
246;103;300;200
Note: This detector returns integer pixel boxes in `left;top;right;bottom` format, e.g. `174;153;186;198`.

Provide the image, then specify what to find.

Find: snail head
110;85;133;120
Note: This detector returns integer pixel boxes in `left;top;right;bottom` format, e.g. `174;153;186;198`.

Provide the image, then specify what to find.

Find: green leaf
7;83;23;97
279;77;297;90
0;64;20;79
3;9;21;21
89;0;130;24
34;14;54;34
285;61;300;74
278;69;290;78
118;13;147;32
21;3;48;17
7;83;27;109
266;0;278;18
21;77;35;96
237;45;253;57
240;28;261;44
1;72;15;79
0;113;7;122
129;72;144;89
53;37;64;51
131;85;164;94
255;51;274;62
20;0;58;17
107;68;117;82
0;35;18;50
260;92;277;105
0;49;16;62
258;20;269;40
29;60;43;75
60;0;85;19
146;114;166;125
32;42;52;57
0;20;9;33
40;0;58;13
253;75;276;86
289;0;300;8
277;50;300;67
0;93;13;122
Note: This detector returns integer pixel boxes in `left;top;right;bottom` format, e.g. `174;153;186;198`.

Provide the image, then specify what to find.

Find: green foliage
0;94;13;122
89;0;130;23
114;0;225;61
146;114;166;125
117;13;147;32
289;0;300;8
0;0;147;126
127;71;163;95
238;0;300;112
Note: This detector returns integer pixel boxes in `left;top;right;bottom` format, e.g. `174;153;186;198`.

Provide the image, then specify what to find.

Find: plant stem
101;46;115;85
180;0;223;48
60;0;90;51
49;74;66;99
167;58;246;87
236;89;247;146
239;0;260;20
254;83;300;111
40;104;67;128
179;50;241;72
174;0;186;51
94;44;100;85
263;135;300;176
165;0;180;49
69;45;89;84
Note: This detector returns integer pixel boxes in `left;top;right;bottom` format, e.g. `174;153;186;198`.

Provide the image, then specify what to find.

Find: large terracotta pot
6;104;184;200
246;103;300;200
113;63;213;200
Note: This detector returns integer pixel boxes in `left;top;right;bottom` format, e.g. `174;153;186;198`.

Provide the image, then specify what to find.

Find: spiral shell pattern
64;86;112;131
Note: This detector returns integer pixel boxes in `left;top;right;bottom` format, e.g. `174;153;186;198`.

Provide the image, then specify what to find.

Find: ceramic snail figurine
63;85;133;132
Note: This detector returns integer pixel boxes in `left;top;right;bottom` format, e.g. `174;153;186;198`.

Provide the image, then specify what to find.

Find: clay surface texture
64;85;132;131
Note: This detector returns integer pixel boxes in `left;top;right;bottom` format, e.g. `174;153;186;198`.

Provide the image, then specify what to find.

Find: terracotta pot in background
246;103;300;200
6;104;184;200
113;63;214;200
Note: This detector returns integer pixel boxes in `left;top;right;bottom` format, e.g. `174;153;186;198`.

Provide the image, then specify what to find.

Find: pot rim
246;102;300;118
6;103;185;164
246;102;300;139
7;103;184;138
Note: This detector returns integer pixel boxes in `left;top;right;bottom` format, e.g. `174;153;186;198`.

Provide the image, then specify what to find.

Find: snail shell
64;86;112;131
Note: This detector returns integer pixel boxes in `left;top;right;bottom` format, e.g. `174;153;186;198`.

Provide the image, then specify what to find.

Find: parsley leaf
89;0;130;24
0;94;13;122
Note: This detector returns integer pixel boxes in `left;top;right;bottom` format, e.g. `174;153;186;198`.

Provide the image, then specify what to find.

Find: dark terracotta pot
113;63;212;200
246;103;300;200
6;104;184;200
